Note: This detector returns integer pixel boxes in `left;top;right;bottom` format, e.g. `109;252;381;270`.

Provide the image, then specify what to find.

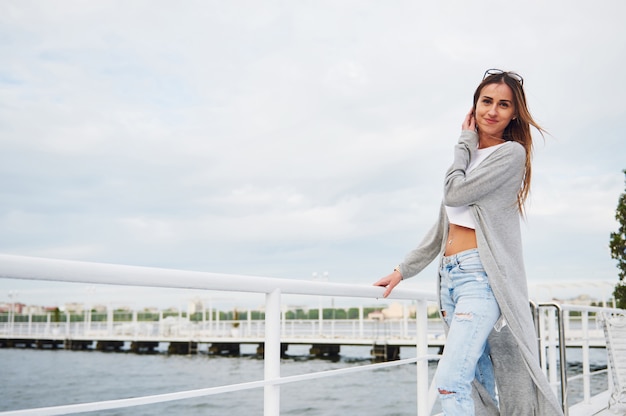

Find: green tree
333;309;347;319
294;309;308;319
347;308;360;319
610;169;626;308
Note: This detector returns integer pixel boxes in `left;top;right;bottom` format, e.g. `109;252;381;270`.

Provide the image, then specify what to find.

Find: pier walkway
2;316;450;358
0;312;608;358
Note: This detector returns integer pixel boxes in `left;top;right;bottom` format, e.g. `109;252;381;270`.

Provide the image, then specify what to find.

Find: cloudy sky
1;1;625;309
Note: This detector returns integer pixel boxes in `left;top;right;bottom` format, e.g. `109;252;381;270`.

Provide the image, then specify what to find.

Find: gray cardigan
398;130;563;415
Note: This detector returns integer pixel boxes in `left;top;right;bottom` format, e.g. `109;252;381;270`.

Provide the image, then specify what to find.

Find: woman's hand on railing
373;271;402;298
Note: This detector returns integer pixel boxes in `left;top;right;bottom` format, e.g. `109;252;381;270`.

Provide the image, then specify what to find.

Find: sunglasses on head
483;69;524;86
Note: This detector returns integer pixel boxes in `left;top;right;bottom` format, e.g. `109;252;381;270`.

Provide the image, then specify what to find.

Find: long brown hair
473;71;545;216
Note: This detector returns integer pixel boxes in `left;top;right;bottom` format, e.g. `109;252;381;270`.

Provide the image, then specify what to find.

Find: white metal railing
1;253;620;415
534;302;622;415
0;317;446;343
0;253;439;416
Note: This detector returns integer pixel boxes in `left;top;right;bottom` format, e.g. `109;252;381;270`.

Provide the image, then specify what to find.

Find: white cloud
1;0;625;308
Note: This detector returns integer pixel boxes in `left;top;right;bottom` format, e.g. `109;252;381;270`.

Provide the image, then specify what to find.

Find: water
1;344;433;415
0;345;608;415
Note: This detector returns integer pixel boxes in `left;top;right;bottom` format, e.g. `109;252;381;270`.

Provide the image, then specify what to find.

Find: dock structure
0;302;452;360
0;337;420;361
0;316;607;360
0;324;445;360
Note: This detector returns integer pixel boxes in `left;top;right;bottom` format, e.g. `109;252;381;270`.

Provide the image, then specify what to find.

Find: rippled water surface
0;344;608;415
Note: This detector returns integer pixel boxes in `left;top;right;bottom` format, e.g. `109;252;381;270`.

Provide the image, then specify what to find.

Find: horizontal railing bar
539;366;610;404
0;254;436;302
565;368;608;382
0;379;267;416
538;302;622;314
271;354;441;386
0;354;441;416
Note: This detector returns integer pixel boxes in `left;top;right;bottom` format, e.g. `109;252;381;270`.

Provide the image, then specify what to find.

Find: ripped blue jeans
436;249;500;416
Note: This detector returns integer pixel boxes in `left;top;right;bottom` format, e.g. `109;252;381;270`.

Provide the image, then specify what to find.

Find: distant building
92;304;107;313
551;294;617;308
22;305;46;315
187;299;204;315
368;310;384;320
0;302;26;314
367;302;419;320
64;303;85;314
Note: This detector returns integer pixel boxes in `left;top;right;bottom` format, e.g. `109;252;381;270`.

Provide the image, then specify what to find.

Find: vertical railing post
281;306;286;337
542;303;569;415
133;310;138;338
208;299;213;335
538;307;548;377
84;308;89;336
107;305;113;336
264;288;281;416
87;307;92;335
318;298;323;335
415;299;429;416
201;302;206;335
403;304;409;338
359;305;364;338
581;310;590;403
247;308;252;336
555;305;569;415
547;307;558;391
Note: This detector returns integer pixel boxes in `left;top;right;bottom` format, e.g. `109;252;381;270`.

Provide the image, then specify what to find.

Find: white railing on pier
0;253;621;415
1;319;445;345
534;303;622;416
0;253;439;416
1;306;449;345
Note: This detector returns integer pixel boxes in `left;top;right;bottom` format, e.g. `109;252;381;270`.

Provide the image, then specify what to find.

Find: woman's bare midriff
444;224;478;256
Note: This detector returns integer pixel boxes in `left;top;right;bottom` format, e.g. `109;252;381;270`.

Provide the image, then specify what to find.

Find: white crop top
445;142;508;229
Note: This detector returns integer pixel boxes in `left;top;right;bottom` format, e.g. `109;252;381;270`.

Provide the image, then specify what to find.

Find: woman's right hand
462;108;476;131
373;271;402;298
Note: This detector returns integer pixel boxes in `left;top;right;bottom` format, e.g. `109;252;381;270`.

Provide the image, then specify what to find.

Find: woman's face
474;82;516;139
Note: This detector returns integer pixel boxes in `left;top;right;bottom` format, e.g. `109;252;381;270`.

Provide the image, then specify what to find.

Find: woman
373;69;563;415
